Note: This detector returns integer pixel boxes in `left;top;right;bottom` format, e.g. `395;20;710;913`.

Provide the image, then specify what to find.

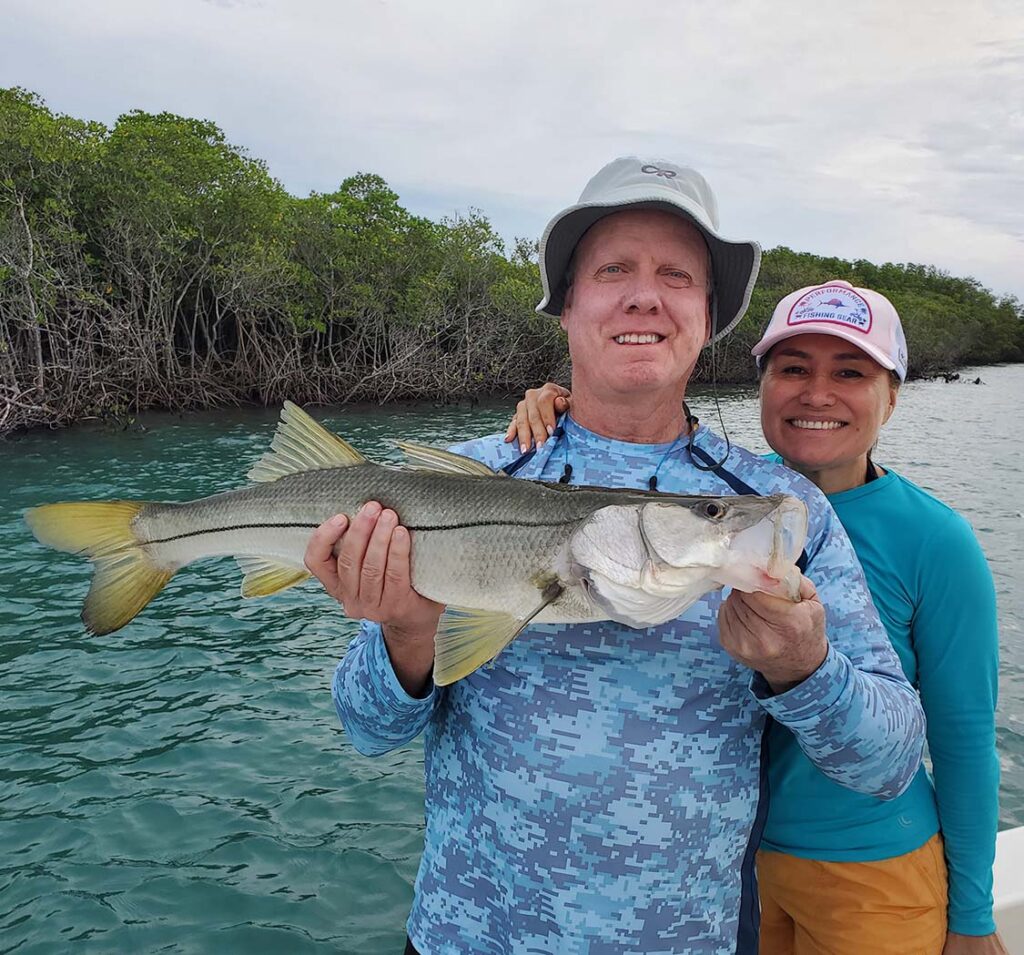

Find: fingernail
362;501;381;517
520;443;528;453
547;425;555;436
330;514;347;527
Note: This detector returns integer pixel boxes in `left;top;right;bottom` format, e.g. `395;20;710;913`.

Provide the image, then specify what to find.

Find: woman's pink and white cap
751;280;908;382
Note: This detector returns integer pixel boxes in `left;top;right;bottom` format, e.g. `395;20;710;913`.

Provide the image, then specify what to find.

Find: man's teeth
614;333;662;344
790;419;846;430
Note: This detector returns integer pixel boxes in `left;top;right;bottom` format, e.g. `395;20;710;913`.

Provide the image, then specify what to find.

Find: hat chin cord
688;332;733;472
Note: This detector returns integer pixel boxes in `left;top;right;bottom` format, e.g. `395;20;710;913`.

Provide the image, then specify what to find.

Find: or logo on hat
788;285;872;333
640;164;677;179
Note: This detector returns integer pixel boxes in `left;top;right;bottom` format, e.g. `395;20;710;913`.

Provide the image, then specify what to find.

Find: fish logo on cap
789;285;872;332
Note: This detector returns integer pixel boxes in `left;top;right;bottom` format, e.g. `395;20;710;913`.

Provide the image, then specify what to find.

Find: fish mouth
767;498;808;579
612;332;665;345
729;497;808;582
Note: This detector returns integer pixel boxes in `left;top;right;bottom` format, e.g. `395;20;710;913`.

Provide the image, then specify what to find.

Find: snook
26;402;808;684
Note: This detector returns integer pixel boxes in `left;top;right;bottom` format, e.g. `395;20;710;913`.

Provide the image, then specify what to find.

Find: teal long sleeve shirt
761;466;1000;936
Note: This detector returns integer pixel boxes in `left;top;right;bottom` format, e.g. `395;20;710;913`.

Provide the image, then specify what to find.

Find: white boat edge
995;826;1024;951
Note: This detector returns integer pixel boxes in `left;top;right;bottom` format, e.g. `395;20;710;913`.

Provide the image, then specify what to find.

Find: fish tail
25;501;175;635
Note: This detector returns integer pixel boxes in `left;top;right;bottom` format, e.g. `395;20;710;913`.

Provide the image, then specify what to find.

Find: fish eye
703;501;726;519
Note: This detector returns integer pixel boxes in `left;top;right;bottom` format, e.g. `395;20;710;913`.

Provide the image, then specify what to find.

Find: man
308;157;926;954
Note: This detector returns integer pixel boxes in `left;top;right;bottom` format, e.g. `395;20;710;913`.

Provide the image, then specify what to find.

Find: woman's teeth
614;333;662;344
790;419;846;430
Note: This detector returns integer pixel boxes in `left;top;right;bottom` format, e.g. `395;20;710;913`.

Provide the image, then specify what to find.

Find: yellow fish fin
433;608;531;686
395;442;499;477
25;501;175;635
248;401;367;483
25;500;144;558
83;555;175;635
236;556;311;598
433;582;564;686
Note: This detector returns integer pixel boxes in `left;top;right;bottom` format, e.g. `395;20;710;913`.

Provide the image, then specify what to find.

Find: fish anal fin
248;401;367;483
395;442;498;477
236;556;311;598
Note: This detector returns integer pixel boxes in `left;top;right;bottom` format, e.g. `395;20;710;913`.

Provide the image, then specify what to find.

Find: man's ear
560;286;574;332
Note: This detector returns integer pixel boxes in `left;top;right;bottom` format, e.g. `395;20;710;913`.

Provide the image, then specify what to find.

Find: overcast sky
3;0;1022;300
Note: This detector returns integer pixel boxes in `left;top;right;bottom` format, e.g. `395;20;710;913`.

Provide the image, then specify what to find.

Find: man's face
560;209;711;403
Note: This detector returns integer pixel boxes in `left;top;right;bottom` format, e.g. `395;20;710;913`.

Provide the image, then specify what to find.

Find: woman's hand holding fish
717;575;829;695
504;382;571;453
305;502;443;697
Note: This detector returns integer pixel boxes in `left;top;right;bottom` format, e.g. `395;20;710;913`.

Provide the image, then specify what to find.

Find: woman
506;280;1005;954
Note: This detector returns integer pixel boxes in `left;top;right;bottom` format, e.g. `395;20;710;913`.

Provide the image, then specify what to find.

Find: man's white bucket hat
536;156;762;343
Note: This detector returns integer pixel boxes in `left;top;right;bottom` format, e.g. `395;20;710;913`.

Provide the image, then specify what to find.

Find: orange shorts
757;834;948;955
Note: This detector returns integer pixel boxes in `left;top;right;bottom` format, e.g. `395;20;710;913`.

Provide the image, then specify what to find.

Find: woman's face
759;333;898;481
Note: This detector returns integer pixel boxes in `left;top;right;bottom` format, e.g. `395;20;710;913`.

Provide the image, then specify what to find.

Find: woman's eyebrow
774;347;870;362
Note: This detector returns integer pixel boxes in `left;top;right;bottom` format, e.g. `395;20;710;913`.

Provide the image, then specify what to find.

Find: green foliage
0;88;1020;434
740;248;1024;378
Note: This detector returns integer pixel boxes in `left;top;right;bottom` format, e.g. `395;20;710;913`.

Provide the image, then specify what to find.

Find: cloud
2;0;1021;297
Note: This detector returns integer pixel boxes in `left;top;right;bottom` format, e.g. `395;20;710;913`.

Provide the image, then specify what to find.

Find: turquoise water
2;366;1022;953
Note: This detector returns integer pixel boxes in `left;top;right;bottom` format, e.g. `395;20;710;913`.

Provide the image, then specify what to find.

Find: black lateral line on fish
142;517;583;546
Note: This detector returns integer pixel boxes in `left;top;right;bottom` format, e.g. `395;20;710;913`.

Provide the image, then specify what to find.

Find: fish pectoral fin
394;442;499;477
433;608;530;686
247;401;367;483
434;583;563;686
236;556;311;598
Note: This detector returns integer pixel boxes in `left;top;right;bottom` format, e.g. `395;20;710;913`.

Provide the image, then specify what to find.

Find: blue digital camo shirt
333;419;926;955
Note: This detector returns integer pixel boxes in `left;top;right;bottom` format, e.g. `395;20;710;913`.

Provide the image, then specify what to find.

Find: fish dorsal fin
395;441;498;478
248;401;367;483
236;555;311;597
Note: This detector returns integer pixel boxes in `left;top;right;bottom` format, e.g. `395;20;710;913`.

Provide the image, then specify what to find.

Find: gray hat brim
536;197;761;344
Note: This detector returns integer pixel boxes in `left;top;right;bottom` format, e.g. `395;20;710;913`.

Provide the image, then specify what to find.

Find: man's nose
623;276;661;312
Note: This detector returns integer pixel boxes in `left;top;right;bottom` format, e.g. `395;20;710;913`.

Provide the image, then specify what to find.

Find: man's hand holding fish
718;574;828;694
305;503;441;698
